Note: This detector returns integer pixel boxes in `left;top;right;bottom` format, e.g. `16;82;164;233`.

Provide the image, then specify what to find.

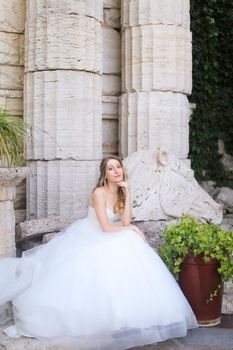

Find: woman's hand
116;181;130;196
129;225;145;240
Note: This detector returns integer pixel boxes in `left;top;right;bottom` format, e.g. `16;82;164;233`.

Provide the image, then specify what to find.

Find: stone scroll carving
123;149;223;224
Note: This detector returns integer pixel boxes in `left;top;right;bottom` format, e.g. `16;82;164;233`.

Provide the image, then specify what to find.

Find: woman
0;156;198;349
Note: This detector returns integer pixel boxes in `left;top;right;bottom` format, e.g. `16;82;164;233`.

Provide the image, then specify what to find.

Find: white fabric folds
0;207;198;349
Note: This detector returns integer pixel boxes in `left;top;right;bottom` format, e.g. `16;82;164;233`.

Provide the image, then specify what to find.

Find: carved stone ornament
123;148;223;224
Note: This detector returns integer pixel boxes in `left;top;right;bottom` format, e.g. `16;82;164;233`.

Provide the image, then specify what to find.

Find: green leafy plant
0;108;30;166
190;0;233;186
159;216;233;287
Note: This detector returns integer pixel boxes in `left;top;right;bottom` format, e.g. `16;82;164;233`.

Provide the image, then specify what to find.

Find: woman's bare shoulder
92;187;105;196
90;187;106;206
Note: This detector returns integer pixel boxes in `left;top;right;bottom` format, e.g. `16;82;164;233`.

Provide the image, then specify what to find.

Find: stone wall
102;0;121;156
0;0;26;222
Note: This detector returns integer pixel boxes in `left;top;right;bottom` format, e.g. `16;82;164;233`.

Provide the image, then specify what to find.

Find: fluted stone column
25;0;103;219
120;0;192;159
0;0;25;116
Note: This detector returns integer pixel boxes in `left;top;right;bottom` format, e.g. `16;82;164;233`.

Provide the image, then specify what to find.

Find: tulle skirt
0;217;198;349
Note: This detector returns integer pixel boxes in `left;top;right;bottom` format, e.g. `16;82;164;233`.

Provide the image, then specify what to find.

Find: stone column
102;0;121;156
120;0;192;159
0;1;27;224
0;168;28;257
0;0;25;116
25;0;103;219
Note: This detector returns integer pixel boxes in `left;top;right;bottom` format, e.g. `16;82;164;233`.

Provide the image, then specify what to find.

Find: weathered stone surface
0;32;24;65
103;74;121;96
103;8;120;29
102;118;119;155
0;0;26;33
120;92;190;159
0;90;23;116
103;27;121;74
122;25;192;94
222;294;233;314
25;13;102;73
15;209;26;224
0;66;23;90
25;71;102;160
0;168;28;188
14;180;26;210
122;0;190;28
102;96;119;117
17;215;77;239
104;0;120;9
102;96;119;155
0;168;28;257
220;215;233;231
27;0;103;21
123;149;223;224
27;160;100;220
216;187;233;213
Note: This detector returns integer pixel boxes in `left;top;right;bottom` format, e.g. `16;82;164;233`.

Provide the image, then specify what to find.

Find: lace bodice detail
87;206;118;228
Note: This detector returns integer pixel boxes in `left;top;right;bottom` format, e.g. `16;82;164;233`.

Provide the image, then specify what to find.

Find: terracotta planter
179;252;223;326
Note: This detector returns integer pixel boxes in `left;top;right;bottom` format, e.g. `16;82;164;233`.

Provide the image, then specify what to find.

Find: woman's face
105;159;123;184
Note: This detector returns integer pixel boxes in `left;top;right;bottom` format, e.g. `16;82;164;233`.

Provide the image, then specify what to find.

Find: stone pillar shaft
0;0;25;115
25;0;103;219
120;0;192;159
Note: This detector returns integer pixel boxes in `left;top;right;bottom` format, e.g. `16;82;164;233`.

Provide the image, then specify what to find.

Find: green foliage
159;216;233;286
0;108;30;166
190;0;233;185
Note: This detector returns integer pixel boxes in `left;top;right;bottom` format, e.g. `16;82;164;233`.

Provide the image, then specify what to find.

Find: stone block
103;74;121;96
27;0;103;22
122;0;190;28
104;0;120;9
103;8;120;29
15;209;26;223
0;201;15;258
216;187;233;213
0;0;26;33
17;215;77;239
120;92;191;159
0;32;23;65
19;34;24;65
103;27;121;74
102;118;118;155
14;179;26;210
222;293;233;314
0;89;23;116
122;25;192;94
102;96;119;117
27;160;100;219
25;71;102;160
25;13;102;73
0;66;23;90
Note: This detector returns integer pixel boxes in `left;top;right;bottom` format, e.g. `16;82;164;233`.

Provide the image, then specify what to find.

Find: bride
0;156;198;349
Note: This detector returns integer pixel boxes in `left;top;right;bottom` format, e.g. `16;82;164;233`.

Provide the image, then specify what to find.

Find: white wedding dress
0;206;198;349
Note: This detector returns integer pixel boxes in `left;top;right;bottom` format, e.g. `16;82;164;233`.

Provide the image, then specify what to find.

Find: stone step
1;319;233;350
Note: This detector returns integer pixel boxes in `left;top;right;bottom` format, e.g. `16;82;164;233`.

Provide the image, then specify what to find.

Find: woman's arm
92;188;140;234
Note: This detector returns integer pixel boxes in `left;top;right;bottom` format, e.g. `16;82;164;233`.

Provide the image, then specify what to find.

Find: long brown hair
94;156;128;213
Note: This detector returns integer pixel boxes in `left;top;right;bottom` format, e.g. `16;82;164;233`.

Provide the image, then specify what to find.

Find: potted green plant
159;215;233;326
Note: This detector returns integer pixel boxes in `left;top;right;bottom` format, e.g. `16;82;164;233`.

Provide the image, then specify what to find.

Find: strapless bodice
87;206;118;228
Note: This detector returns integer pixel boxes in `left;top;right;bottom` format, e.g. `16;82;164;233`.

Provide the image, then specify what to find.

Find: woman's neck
105;182;118;194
